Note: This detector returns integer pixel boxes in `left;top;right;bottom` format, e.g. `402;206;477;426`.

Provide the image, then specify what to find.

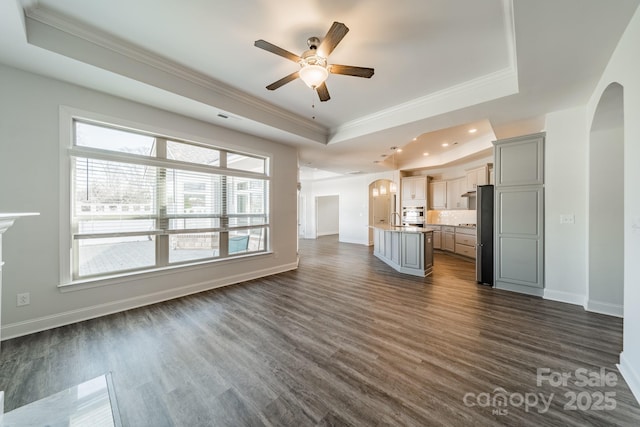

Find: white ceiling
1;0;638;177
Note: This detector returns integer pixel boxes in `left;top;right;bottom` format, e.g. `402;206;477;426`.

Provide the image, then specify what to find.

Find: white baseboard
543;289;586;306
618;352;640;405
1;262;298;341
338;237;368;246
316;231;338;237
586;299;623;318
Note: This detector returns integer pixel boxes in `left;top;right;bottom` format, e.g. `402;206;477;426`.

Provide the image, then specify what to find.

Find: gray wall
0;64;299;338
589;126;624;313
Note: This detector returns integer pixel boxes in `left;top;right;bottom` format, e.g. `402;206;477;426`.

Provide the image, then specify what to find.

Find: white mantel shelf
0;213;40;233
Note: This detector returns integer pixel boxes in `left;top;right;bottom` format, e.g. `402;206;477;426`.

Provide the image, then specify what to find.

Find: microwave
402;206;425;225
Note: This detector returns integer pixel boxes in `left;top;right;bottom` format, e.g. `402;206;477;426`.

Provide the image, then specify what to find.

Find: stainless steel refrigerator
476;185;494;285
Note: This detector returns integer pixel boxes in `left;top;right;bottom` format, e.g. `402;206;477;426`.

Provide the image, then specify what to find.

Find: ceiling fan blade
316;82;330;102
330;64;375;78
266;71;300;90
318;22;349;57
254;39;301;63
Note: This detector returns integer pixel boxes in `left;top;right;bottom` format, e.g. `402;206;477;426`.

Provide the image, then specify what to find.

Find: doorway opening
588;82;624;317
315;195;339;238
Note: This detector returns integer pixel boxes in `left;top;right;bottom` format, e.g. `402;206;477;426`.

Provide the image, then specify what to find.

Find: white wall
543;106;588;305
589;126;624;315
316;195;339;236
585;5;640;403
0;64;299;339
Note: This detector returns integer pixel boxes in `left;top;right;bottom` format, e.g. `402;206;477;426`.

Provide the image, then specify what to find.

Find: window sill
58;251;273;293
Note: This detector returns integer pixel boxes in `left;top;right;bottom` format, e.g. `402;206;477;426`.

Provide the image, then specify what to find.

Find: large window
70;120;269;280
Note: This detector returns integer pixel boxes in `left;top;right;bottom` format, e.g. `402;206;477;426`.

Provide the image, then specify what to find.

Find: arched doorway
588;82;624;317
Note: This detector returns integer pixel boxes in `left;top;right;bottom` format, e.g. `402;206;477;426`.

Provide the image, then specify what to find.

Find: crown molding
24;6;328;142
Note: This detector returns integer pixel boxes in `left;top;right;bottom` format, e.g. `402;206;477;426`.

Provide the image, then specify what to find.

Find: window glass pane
169;232;219;263
227;177;266;215
75;121;156;156
74;158;156;215
227;152;265;173
167;140;220;166
229;228;266;254
77;236;155;277
165;169;221;219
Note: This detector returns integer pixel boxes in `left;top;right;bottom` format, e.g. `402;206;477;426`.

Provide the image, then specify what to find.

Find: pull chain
311;89;316;120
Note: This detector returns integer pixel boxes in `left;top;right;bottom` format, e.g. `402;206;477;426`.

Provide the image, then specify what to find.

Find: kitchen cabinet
429;181;447;210
455;227;476;259
443;226;455;252
373;228;401;264
446;177;467;209
402;176;427;206
430;226;442;249
493;132;545;297
465;165;489;192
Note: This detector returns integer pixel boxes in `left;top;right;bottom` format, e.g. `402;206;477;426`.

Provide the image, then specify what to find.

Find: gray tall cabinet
493;133;545;296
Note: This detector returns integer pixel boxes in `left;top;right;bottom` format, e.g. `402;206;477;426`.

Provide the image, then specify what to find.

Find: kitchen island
372;225;434;277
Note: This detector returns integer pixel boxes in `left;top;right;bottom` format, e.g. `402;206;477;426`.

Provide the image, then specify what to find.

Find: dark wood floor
1;236;639;426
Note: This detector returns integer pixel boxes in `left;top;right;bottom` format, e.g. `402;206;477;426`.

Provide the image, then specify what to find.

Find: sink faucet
391;212;402;226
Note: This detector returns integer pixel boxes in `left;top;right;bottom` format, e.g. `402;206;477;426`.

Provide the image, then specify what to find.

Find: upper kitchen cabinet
429;181;447;210
494;134;544;186
465;164;491;192
446;177;468;209
402;176;427;207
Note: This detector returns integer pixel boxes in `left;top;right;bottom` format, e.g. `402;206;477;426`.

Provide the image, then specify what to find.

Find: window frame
58;107;272;288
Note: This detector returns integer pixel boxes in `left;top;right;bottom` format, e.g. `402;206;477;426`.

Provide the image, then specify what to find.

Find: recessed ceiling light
396;148;403;153
423;152;429;156
441;143;449;147
412;137;417;141
468;128;477;133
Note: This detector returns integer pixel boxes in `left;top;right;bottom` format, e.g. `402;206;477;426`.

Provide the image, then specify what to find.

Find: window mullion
156;138;169;267
219;151;229;256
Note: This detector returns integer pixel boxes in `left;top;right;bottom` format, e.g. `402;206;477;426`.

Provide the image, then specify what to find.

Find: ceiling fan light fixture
299;63;328;88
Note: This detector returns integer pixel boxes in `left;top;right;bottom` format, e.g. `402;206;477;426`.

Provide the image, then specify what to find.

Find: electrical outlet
17;293;30;307
560;214;575;224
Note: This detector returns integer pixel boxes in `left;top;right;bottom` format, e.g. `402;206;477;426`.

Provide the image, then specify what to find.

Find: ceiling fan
254;22;374;102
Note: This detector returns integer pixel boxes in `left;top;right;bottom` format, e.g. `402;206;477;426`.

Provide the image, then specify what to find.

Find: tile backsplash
427;210;476;225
